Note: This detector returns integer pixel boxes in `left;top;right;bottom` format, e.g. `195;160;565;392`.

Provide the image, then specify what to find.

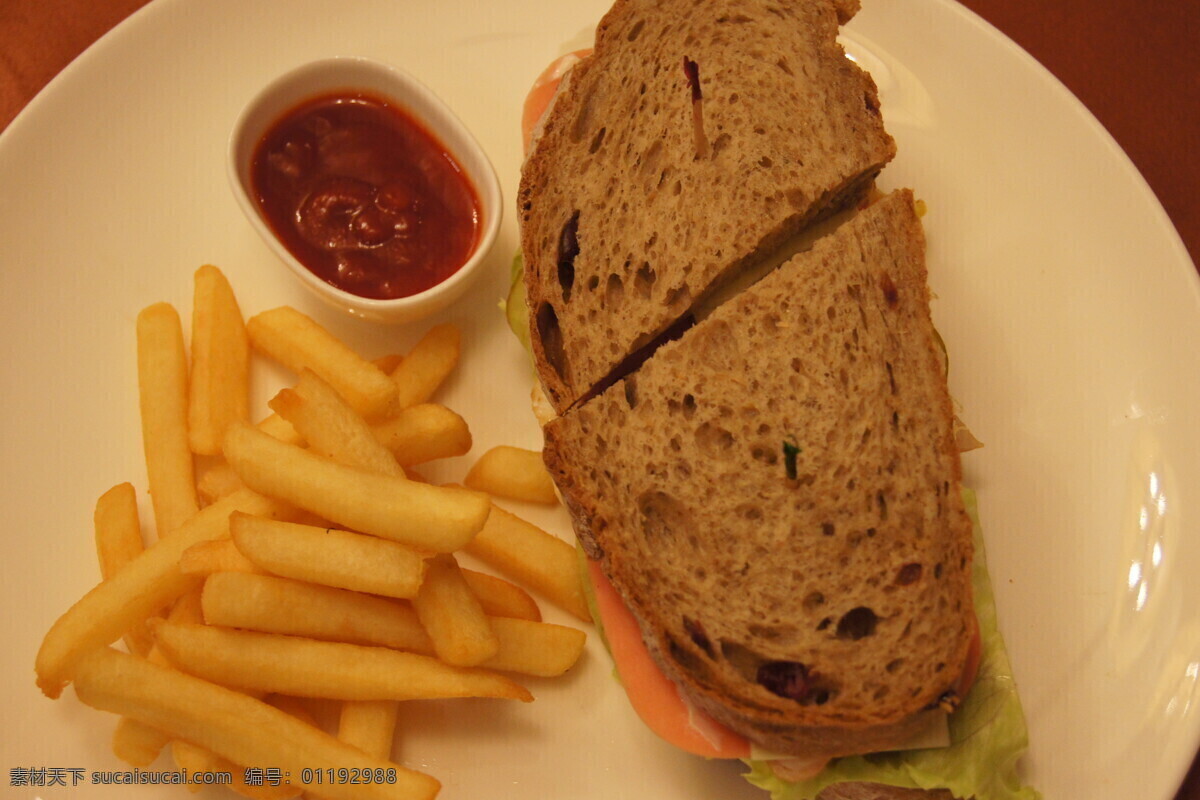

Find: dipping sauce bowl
229;57;502;324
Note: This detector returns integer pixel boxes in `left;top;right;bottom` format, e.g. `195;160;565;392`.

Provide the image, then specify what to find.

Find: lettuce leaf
502;251;533;356
743;490;1040;800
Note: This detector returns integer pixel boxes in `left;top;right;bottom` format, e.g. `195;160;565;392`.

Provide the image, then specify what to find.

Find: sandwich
518;0;895;415
539;191;1036;800
512;1;1039;798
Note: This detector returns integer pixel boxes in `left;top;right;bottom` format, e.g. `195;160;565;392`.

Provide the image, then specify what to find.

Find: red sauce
251;91;481;300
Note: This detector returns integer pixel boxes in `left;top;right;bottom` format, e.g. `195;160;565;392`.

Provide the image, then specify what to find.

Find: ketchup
250;91;481;300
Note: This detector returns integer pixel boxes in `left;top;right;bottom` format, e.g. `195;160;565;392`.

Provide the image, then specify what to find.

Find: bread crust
543;192;975;759
519;0;895;414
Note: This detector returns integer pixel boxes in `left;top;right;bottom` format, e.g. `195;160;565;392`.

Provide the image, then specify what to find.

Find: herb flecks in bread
519;0;896;414
543;192;974;759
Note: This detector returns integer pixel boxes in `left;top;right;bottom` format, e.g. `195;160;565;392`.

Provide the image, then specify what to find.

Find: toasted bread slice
519;0;896;414
542;191;974;757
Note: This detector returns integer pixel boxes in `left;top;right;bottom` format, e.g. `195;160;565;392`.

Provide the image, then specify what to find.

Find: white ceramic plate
2;1;1198;798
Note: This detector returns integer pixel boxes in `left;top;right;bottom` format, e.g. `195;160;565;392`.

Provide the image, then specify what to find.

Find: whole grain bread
519;0;895;414
542;191;975;758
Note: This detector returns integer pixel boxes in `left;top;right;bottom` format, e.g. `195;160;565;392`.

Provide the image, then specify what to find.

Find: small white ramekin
228;57;502;324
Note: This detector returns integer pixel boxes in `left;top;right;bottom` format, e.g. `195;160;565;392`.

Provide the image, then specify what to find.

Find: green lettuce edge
743;489;1040;800
501;251;533;357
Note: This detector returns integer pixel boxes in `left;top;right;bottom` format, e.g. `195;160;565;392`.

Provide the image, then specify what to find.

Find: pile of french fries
34;265;591;800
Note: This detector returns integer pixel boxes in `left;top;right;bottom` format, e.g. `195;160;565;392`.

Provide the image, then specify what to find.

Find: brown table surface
2;0;1198;797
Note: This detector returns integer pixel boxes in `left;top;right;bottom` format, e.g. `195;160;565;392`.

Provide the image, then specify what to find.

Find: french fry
265;693;321;727
255;411;303;445
167;599;306;799
198;571;581;677
270;370;404;477
223;422;489;552
413;553;499;667
197;462;247;503
372;353;404;373
229;513;428;598
144;731;322;799
111;716;171;766
232;771;305;800
464;445;559;505
44;277;602;798
112;587;210;767
167;585;207;625
94;482;145;577
200;572;433;653
151;621;533;702
338;700;399;761
188;264;249;456
461;501;590;621
484;617;587;678
172;741;301;800
246;306;398;420
111;627;183;766
93;482;154;656
35;489;286;698
172;739;226;795
372;404;472;466
460;569;541;621
180;538;264;576
72;647;441;800
137;302;198;535
390;323;461;409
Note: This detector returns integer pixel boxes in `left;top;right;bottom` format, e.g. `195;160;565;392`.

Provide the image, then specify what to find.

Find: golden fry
179;538;264;576
35;489;286;698
265;693;320;727
464;445;559;505
230;513;427;598
173;740;302;800
230;773;304;800
111;716;170;767
188;264;249;456
200;571;432;653
270;370;404;477
93;482;145;577
460;569;541;622
413;553;499;667
167;586;206;625
390;323;461;409
372;404;472;466
172;739;224;795
93;482;153;656
196;462;247;503
114;589;216;769
137;302;198;535
73;647;440;800
372;353;404;373
462;501;590;621
41;273;606;799
198;570;577;678
484;617;587;678
223;422;489;552
246;306;397;420
338;700;399;761
255;411;303;445
152;621;533;702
